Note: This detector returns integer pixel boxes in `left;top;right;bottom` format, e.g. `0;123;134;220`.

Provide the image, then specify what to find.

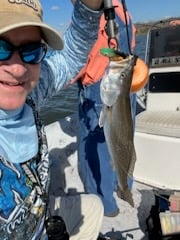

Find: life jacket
70;0;136;86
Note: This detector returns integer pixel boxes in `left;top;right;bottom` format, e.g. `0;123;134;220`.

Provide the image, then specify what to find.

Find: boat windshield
147;25;180;67
149;72;180;92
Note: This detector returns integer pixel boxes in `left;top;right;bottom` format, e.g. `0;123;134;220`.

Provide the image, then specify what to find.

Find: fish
99;51;137;207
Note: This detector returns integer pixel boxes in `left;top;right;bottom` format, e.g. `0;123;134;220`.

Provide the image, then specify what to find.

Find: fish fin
106;107;113;124
117;186;134;207
110;159;115;171
128;146;137;177
99;110;104;128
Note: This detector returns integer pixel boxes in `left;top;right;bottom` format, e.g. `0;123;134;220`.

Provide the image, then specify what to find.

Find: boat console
134;23;180;191
132;20;180;239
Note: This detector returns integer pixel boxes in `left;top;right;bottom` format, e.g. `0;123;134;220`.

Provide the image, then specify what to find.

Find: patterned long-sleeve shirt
0;1;102;239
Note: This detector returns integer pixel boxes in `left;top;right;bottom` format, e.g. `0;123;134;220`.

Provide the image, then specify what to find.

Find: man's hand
170;20;180;26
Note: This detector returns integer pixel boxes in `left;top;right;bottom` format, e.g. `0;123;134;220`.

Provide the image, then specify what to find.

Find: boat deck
45;114;154;240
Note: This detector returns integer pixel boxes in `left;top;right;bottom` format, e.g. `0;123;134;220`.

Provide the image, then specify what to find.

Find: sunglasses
0;39;47;64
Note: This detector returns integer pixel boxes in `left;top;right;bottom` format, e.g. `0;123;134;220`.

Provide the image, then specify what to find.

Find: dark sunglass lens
21;43;47;64
0;40;12;60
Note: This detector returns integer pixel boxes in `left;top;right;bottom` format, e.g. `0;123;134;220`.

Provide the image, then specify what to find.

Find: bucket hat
0;0;63;50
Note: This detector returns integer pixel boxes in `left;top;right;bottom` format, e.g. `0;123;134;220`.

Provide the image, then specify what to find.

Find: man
0;0;104;239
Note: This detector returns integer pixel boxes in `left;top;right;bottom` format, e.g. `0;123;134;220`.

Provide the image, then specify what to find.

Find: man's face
0;26;42;110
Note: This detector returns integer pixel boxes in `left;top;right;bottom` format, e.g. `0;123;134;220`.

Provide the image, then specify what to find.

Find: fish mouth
114;50;128;59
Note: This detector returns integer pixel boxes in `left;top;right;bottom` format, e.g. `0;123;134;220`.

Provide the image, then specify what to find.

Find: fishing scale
103;0;132;53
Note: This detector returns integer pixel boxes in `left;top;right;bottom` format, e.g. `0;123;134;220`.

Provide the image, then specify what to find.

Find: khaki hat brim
0;13;63;50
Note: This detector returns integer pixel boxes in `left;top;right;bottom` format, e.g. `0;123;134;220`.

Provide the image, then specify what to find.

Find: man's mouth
0;81;24;86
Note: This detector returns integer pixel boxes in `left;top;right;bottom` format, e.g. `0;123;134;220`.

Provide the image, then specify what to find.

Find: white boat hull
134;128;180;190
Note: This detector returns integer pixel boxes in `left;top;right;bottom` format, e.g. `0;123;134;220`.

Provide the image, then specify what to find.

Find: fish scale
100;52;137;207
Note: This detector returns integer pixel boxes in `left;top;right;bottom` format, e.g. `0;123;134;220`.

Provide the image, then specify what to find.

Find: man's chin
0;97;26;111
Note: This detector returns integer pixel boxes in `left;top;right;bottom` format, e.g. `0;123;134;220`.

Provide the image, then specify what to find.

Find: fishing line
121;0;132;55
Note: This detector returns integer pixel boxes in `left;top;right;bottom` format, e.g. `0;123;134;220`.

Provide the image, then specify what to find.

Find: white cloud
51;6;60;11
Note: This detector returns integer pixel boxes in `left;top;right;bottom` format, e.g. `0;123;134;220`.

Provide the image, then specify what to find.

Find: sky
41;0;180;33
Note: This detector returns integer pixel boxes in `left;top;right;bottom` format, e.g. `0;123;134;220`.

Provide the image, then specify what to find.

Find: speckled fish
99;49;137;207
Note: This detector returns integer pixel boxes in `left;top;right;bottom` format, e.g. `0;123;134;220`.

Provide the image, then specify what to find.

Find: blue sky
41;0;73;34
41;0;180;33
126;0;180;23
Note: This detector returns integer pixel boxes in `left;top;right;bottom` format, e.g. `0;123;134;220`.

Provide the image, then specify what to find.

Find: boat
133;19;180;238
45;19;180;239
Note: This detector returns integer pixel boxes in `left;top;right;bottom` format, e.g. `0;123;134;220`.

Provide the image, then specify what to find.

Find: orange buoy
131;58;149;92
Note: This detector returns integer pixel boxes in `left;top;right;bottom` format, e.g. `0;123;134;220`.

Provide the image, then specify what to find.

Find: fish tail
117;186;134;207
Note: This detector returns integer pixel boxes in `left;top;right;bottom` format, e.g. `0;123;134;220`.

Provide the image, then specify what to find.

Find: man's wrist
81;0;103;10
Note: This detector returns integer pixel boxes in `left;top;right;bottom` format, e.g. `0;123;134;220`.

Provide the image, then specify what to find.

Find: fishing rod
121;0;132;55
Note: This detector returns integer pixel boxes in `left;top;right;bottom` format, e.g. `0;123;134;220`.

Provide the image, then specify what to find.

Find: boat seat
136;110;180;138
134;110;180;190
146;92;180;112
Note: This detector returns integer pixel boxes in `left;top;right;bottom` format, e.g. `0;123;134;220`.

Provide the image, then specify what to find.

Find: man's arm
32;0;103;108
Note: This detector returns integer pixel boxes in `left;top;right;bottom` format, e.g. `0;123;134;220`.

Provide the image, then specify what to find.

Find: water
40;34;147;125
134;34;147;60
40;84;78;125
